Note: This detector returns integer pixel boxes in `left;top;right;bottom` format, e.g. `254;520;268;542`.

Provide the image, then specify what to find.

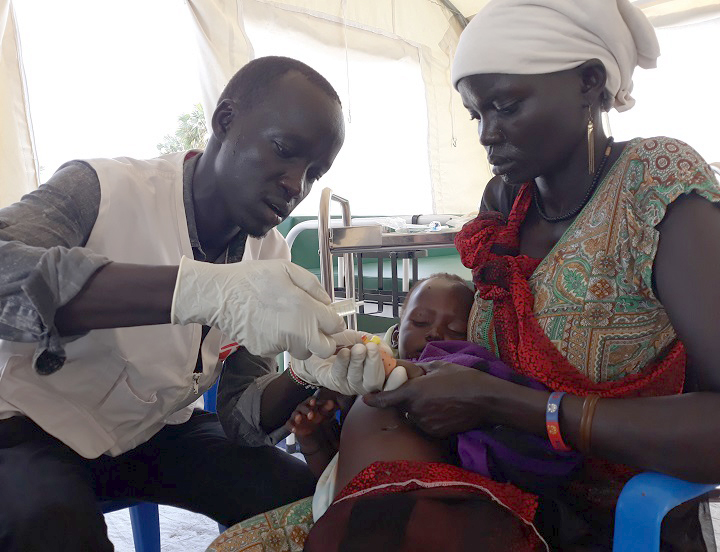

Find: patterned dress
469;136;720;383
458;136;719;549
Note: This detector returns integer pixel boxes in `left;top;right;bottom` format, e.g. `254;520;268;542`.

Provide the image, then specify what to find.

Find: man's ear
578;59;607;107
211;99;237;139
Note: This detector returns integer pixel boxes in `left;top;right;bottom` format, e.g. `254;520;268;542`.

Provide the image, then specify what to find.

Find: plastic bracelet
546;391;572;452
287;362;319;390
580;394;601;456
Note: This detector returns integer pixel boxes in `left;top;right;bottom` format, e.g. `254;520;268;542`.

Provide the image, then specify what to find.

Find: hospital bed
314;187;470;327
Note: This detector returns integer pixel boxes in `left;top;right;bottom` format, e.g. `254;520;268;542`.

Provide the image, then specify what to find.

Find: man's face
215;71;345;237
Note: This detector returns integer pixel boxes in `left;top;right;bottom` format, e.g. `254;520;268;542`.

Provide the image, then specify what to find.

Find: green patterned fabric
206;496;314;552
469;137;720;383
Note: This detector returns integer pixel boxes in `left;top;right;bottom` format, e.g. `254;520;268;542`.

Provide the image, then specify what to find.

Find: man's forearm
259;370;315;433
217;349;313;445
55;262;178;335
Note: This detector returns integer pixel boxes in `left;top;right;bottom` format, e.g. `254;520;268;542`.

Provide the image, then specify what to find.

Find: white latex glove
289;329;389;395
171;256;345;359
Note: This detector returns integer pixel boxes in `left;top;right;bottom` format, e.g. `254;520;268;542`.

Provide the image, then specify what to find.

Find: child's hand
285;394;343;477
286;396;338;438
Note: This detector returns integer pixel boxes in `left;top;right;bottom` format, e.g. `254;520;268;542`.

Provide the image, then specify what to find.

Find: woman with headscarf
360;0;720;549
208;1;720;550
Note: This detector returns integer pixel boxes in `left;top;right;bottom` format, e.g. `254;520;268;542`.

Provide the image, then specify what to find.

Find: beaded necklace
532;137;614;223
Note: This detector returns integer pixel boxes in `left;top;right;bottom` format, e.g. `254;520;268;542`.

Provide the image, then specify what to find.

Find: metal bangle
580;394;601;456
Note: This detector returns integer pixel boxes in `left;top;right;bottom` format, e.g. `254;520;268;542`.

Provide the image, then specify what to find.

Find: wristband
546;391;572;452
287;361;319;391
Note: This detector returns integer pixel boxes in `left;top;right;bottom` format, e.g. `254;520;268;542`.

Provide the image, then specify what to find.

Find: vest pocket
95;372;158;431
4;339;131;410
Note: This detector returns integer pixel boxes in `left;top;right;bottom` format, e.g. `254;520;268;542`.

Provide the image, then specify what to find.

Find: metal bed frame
317;187;462;322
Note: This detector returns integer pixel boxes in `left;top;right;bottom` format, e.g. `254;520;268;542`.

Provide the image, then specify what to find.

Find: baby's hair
400;273;473;318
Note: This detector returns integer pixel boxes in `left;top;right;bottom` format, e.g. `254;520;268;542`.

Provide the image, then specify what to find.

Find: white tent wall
454;0;720;26
187;0;488;215
608;16;720;164
239;14;437;214
3;0;719;214
187;0;254;134
183;0;720;214
0;0;38;207
633;0;720;27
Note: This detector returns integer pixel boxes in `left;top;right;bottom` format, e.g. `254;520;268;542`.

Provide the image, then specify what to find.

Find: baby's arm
286;394;342;478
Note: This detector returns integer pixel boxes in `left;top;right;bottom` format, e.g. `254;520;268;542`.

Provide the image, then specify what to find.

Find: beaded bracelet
546;391;572;452
286;361;319;390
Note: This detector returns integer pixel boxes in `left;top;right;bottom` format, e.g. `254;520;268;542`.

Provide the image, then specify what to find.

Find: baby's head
396;273;474;360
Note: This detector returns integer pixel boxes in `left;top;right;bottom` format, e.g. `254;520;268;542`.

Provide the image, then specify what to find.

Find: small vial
330;298;361;317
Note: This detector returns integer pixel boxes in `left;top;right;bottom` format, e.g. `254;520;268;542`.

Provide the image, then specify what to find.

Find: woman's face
457;70;588;184
398;278;474;360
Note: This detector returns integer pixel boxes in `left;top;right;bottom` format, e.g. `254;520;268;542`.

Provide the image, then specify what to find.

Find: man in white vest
0;56;385;551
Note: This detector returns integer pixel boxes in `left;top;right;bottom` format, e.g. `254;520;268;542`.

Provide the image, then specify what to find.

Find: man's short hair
218;56;341;111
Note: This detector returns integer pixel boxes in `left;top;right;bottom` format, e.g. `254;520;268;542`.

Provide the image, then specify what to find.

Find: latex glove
384;365;408;391
290;330;389;395
171;256;345;359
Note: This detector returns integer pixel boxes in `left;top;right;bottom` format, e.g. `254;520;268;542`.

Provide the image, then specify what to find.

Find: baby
287;271;580;537
286;273;474;517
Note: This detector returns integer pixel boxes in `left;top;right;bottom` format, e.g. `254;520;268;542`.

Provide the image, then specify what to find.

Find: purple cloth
417;341;581;492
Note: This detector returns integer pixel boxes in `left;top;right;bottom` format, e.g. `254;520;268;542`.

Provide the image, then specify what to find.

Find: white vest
0;152;290;458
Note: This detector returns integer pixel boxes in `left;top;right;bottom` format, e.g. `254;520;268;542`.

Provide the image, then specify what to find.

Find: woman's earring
390;325;400;349
587;105;595;175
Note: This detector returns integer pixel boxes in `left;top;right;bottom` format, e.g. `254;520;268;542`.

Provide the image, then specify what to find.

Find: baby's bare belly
334;397;453;496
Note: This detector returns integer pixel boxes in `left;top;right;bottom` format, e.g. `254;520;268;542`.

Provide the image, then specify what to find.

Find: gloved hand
289;330;390;395
171;256;345;359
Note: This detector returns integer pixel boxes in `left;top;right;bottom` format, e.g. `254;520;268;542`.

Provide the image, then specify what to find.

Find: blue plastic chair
204;379;218;413
613;472;720;551
200;379;228;531
100;500;160;552
101;380;226;551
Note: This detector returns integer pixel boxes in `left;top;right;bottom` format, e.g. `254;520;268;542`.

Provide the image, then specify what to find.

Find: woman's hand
362;360;501;438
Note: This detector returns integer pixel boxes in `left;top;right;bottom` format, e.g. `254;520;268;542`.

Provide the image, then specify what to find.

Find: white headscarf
451;0;660;112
